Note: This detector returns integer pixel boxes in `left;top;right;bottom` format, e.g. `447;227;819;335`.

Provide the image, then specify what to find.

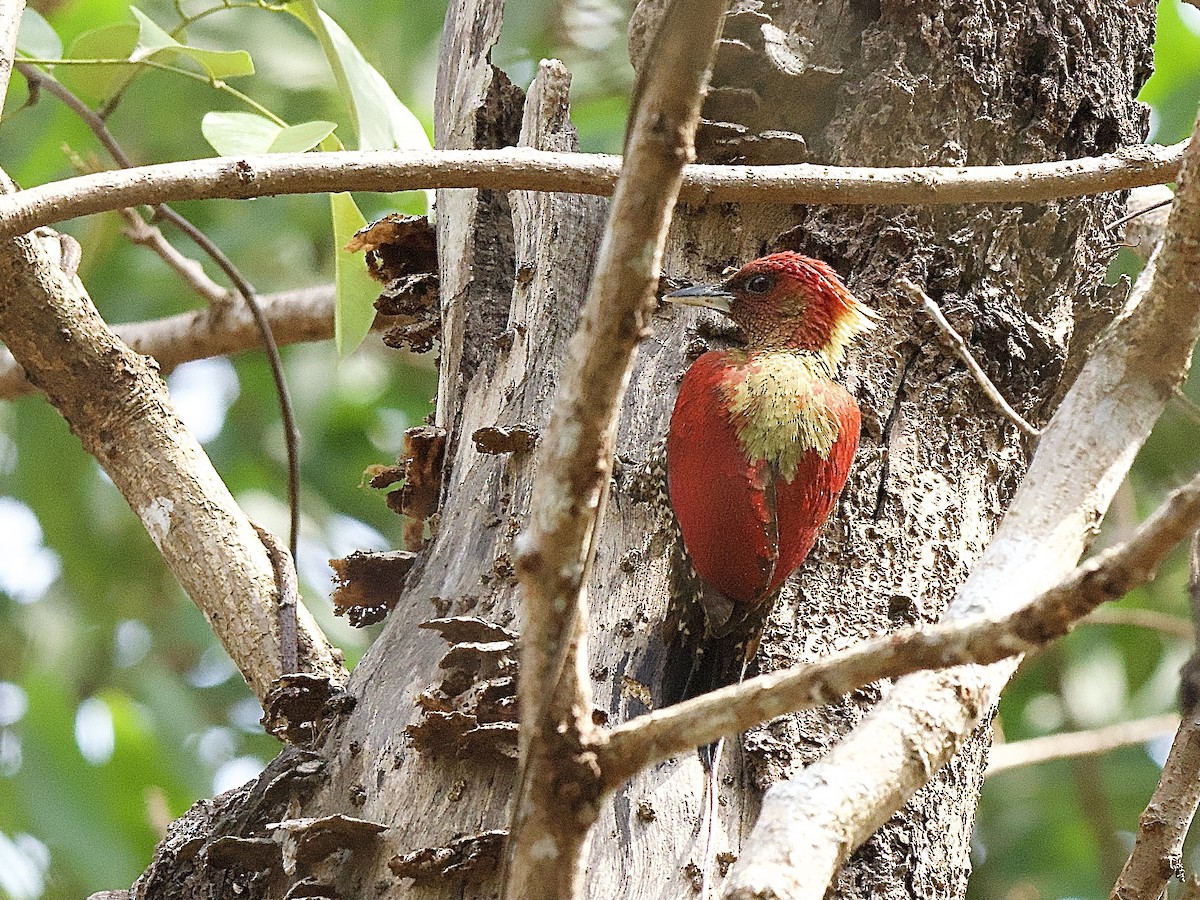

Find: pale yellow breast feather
721;352;841;481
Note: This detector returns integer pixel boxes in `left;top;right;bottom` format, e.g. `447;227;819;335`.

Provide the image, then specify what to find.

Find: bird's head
665;252;877;368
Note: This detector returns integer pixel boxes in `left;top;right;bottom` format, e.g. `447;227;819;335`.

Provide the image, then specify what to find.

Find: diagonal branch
0;141;1185;241
0;225;345;702
1111;530;1200;900
506;2;728;898
0;285;346;401
17;62;304;556
899;277;1041;437
596;464;1200;784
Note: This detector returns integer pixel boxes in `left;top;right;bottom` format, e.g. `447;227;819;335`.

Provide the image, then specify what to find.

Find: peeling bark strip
0;228;345;701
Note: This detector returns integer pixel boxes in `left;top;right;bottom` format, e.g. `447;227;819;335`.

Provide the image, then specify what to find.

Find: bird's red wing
767;383;860;596
667;352;778;605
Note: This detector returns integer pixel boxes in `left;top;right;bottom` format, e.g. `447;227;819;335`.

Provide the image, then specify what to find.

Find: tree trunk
132;2;1154;898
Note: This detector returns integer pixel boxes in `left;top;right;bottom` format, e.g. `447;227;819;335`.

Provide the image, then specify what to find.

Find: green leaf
268;120;338;153
57;10;253;105
284;2;430;152
201;110;282;156
201;113;336;155
175;45;255;80
330;192;377;358
60;23;140;103
128;6;175;60
129;7;254;80
16;8;63;59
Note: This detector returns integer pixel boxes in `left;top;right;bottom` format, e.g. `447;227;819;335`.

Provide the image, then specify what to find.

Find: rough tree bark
130;2;1155;899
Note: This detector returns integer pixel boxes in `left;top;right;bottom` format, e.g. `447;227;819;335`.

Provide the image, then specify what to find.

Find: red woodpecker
660;252;876;731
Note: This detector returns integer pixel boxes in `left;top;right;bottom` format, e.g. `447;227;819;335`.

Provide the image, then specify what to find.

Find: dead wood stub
349;213;437;278
471;423;538;454
270;814;387;874
399;425;448;550
347;214;442;354
262;673;357;748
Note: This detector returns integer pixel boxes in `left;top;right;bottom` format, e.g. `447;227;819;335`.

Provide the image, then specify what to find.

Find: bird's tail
664;621;754;900
662;621;754;761
662;531;767;747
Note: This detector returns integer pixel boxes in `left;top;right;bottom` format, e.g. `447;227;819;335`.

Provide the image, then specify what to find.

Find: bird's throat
720;350;843;481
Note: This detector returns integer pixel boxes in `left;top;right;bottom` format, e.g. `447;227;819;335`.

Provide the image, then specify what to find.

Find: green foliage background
0;2;1196;899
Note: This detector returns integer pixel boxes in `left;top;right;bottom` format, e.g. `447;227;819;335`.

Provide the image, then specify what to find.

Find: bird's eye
745;274;773;294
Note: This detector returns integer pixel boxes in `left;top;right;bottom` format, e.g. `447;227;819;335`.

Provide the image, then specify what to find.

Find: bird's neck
741;295;875;367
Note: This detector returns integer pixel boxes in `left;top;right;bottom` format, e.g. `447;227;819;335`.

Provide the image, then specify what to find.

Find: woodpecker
659;252;876;741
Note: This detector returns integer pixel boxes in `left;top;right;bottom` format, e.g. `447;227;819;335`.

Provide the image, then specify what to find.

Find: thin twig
1122;185;1175;263
118;208;231;305
251;521;299;674
506;1;729;897
898;277;1041;437
19;63;302;558
597;464;1200;785
1107;196;1174;232
985;714;1179;776
1084;606;1195;640
0;141;1186;243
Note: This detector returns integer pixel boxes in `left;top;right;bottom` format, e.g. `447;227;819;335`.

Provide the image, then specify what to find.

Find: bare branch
1121;184;1174;262
0;285;343;400
898;277;1041;437
1112;713;1200;900
985;714;1179;776
718;112;1200;900
507;3;728;897
0;141;1185;241
597;465;1200;784
0;227;345;701
17;62;304;555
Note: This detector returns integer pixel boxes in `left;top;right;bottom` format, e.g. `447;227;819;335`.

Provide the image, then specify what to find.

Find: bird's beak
663;283;733;314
